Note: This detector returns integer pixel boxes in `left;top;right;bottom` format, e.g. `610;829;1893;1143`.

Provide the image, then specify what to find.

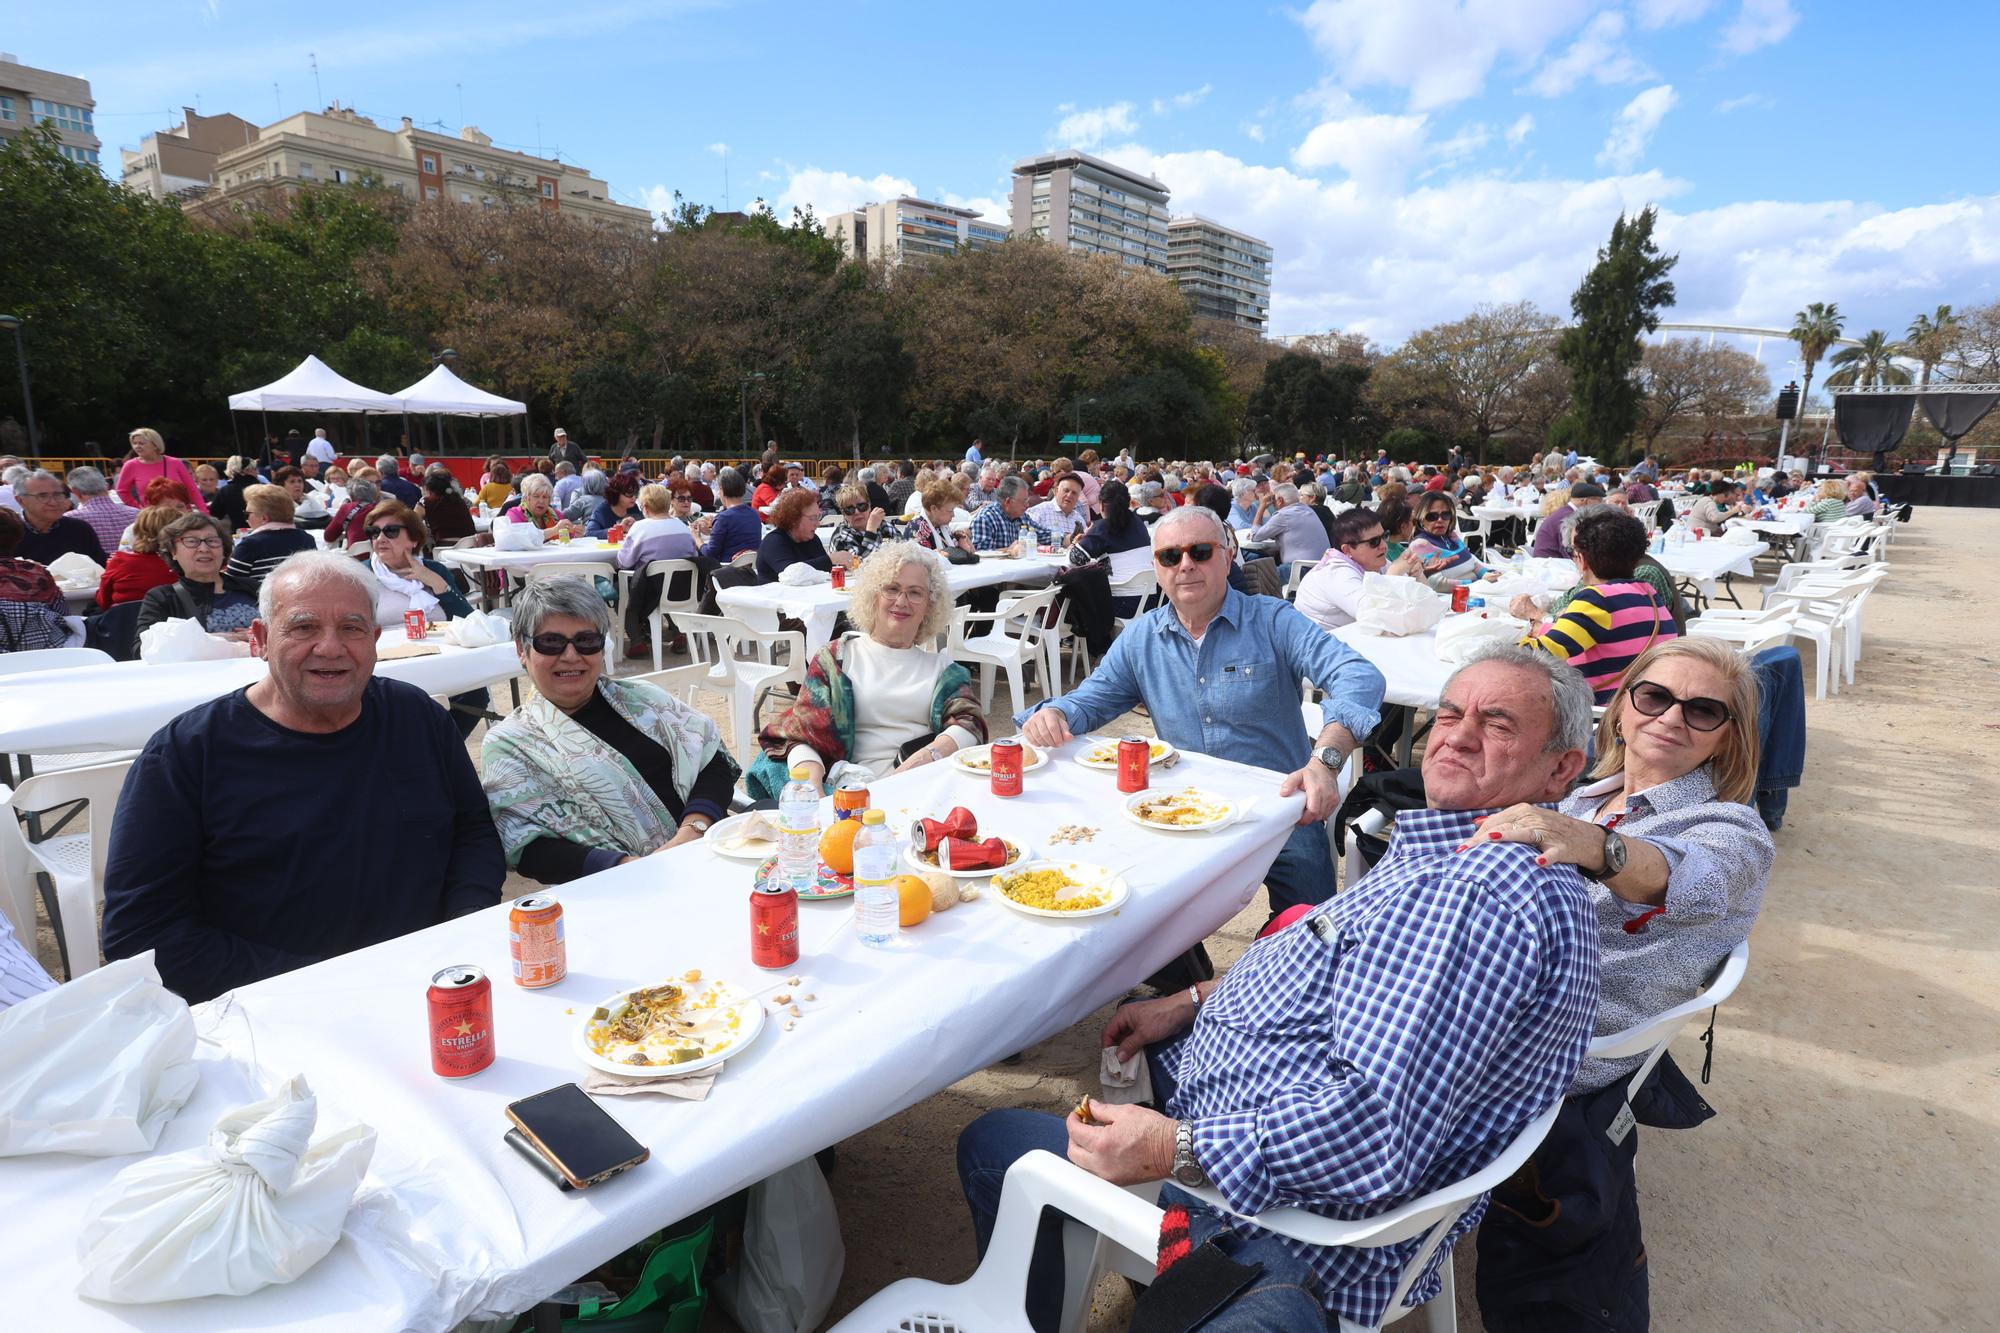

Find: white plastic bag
75;1074;375;1303
492;521;547;552
0;952;198;1157
138;615;250;663
443;608;510;647
1517;557;1580;592
713;1157;844;1333
1354;572;1446;637
47;551;105;589
1435;610;1529;666
777;562;831;587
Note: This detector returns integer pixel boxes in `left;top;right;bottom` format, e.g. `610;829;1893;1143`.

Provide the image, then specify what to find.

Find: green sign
1058;434;1103;445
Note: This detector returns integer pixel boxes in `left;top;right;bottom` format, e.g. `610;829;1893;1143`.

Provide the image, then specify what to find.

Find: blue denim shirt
1016;587;1384;771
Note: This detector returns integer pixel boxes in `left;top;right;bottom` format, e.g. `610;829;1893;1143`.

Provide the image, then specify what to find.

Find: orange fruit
894;874;933;927
818;819;861;876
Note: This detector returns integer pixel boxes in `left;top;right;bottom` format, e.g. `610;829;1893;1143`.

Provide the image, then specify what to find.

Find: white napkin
138;617;251;663
778;563;831;587
46;551;104;588
441;609;510;648
582;1067;718;1101
1098;1047;1153;1107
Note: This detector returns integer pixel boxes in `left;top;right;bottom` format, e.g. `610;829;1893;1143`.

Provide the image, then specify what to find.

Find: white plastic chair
1282;560;1313;601
9;758;135;980
0;646;112;677
616;558;703;671
948;584;1062;719
0;783;41;945
1109;565;1160;638
1585;940;1749;1102
648;612;804;758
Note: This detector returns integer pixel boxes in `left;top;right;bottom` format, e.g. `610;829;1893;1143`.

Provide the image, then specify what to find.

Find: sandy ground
29;509;2000;1328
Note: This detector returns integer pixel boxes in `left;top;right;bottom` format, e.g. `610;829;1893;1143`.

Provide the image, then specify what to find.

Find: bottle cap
861;809;886;825
789;764;811;780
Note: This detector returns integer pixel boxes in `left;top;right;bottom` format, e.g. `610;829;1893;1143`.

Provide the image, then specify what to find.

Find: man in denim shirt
1019;505;1384;915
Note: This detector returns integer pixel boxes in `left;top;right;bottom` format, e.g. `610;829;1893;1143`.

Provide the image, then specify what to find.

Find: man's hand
1020;706;1073;748
1279;756;1341;825
1101;993;1197;1061
1067;1100;1178;1186
1508;593;1544;623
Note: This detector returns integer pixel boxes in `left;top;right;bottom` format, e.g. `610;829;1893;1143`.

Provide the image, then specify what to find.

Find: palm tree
1789;302;1843;415
1824;330;1913;387
1905;304;1958;385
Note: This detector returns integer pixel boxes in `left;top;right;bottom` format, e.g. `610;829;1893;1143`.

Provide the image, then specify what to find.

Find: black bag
944;545;979;566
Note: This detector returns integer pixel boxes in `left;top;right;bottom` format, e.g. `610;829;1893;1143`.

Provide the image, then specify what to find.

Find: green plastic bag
561;1218;714;1333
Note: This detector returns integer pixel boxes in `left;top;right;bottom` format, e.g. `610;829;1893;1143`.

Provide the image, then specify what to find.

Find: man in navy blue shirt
376;454;423;507
697;466;763;562
102;551;503;1002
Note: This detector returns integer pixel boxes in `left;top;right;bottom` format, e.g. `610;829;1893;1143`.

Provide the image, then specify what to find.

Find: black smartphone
504;1084;649;1190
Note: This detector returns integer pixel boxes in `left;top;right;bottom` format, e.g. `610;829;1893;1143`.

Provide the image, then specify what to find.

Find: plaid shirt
1164;806;1599;1326
969;502;1053;551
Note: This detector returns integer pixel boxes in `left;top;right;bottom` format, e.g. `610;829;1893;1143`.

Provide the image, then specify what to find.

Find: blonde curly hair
847;541;953;644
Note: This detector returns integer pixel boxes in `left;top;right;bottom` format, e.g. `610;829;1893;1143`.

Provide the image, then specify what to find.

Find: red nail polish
1535;855;1548;866
1488;831;1502;839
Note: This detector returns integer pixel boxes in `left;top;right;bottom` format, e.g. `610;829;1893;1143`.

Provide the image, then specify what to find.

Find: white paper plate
705;812;780;862
1073;737;1177;771
993;860;1131;920
1122;787;1238;833
952;742;1050;776
904;836;1032;878
574;977;765;1079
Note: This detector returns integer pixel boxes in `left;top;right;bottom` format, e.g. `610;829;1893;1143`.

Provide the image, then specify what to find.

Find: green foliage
1555;208;1677;464
1246;351;1371;457
1378;426;1440;463
1824;330;1912;387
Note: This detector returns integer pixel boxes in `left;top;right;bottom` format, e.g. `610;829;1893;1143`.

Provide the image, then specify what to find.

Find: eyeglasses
19;488;68;501
528;631;607;657
842;503;869;515
1344;533;1387;550
1154;543;1217;567
1420;510;1456;524
1626;681;1733;732
364;524;407;541
176;535;224;550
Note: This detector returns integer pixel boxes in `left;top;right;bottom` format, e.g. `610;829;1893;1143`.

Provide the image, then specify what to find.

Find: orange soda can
508;895;567;988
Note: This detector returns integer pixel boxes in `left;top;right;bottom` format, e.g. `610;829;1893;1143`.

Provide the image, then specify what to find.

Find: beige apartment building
825;196;1009;266
1167;215;1273;332
0;53;101;169
1008;149;1171;274
134;103;650;232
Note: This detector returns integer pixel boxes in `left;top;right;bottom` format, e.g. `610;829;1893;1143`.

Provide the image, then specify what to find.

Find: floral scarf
480;675;737;867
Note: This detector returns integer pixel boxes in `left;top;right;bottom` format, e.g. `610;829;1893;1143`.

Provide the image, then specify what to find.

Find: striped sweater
1521;579;1676;702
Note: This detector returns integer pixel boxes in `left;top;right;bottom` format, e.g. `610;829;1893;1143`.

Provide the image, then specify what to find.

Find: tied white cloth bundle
1099;1047;1154;1107
46;551;105;589
75;1074;376;1303
1435;609;1530;666
138;615;251;663
777;562;831;587
370;554;442;620
1355;572;1446;637
440;608;510;648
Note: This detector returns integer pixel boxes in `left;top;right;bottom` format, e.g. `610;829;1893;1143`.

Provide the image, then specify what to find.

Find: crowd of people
0;424;1824;1331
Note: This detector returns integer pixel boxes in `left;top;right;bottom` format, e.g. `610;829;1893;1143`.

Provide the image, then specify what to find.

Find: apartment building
1008;149;1171;274
1167;215;1274;332
825;196;1008;266
121;108;259;200
156;103;650;231
0;53;101;169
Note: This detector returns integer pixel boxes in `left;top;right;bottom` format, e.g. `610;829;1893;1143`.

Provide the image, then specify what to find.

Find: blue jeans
1261;819;1337;919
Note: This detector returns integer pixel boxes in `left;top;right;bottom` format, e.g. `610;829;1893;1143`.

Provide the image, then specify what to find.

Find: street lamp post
431;349;457;455
0;315;40;461
739;372;767;456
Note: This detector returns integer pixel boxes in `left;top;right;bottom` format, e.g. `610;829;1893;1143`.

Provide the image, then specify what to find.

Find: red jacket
751;481;781;520
97;550;180;609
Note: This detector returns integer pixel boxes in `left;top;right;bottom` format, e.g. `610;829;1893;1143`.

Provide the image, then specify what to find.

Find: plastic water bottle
1016;522;1034;558
851;809;900;947
777;765;821;893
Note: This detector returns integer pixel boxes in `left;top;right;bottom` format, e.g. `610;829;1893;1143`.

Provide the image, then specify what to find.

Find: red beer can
990;737;1024;798
509;895;567;989
750;884;800;970
830;563;847;590
1450;584;1469;614
427;965;495;1079
404;609;428;640
833;777;869;822
1117;735;1151;794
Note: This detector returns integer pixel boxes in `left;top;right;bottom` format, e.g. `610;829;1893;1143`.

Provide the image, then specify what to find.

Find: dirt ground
30;509;2000;1328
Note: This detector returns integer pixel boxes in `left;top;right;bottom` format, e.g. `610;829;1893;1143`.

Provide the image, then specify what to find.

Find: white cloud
1716;93;1775;113
1525;11;1654;97
775;168;916;220
1293;112;1431;187
706;142;729;156
942;191;1010;224
1718;0;1798;54
1506;113;1536;147
1429;122;1491;166
1053;101;1139;147
1634;0;1717;27
1243;122;1267;143
1598;85;1677;171
1295;0;1598;109
1151;84;1213;115
639;183;677;228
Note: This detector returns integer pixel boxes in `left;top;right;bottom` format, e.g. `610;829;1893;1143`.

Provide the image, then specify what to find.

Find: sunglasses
529;631;607;657
1344;533;1387;550
364;524;407;540
1626;681;1732;732
1421;510;1456;523
1155;543;1217;567
842;503;870;515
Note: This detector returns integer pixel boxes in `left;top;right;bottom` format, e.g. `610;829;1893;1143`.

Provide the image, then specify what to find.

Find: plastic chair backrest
1586;940;1749;1101
0;646;113;677
643;558;702;605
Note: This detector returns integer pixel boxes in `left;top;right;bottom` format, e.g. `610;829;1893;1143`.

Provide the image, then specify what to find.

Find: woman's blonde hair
847;542;952;644
245;482;295;524
130;504;182;553
638;483;671;516
1588;636;1761;804
918;478;958;513
128;427;165;452
1816;479;1843;500
835;482;868;512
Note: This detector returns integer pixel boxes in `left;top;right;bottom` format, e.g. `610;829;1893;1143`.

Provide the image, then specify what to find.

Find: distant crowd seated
1294;506;1427;632
1687;478;1747;535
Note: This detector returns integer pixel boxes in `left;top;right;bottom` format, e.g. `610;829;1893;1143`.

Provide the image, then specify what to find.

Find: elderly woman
616;483;705;654
748;542;986;799
364;500;487;736
136;512;258;638
0;509;75;653
419;469;476;543
1807;478;1848;523
757;487;851;582
273;465;328;524
224;484;316;593
584;470;641;538
564;467;609;526
481;578;738;885
115;427;209;514
1512;506;1677;703
97;506;182;608
904;477;974;557
1467;637;1772;1313
1409;490;1483;585
324;474;382;552
509;472;575;537
827;482;895;561
114;477;195;553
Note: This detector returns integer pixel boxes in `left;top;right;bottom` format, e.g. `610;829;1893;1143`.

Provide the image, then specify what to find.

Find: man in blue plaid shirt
969;476;1054;551
961;643;1601;1331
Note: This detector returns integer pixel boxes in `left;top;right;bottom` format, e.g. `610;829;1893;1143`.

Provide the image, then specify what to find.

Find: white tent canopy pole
227;354;405;413
389;364;527;417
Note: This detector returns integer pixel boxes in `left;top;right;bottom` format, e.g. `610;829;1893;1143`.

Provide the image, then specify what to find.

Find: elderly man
1026;473;1090;545
1333;465;1368;504
376;454;422;507
549;460;583;511
964;643;1598;1332
549;427;586;472
1020;505;1384;916
304;427;338;467
13;469;107;565
1248;483;1331;582
1532;480;1606;558
1294;508;1426;632
101;551;504;1001
1842;473;1879;517
970;476;1055;551
65;466;134;555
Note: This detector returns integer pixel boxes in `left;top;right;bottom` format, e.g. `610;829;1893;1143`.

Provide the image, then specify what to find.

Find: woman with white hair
507;472;574;538
747;541;987;800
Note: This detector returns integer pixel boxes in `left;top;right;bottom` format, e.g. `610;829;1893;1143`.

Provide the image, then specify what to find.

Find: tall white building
1167;215;1273;332
0;53;101;169
825;196;1007;266
1008;149;1170;273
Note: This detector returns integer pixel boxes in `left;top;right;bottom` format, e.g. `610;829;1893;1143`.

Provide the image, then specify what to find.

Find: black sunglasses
1626;681;1732;732
1420;509;1456;523
1345;532;1387;549
842;503;869;515
529;631;607;657
1155;543;1217;567
364;523;406;541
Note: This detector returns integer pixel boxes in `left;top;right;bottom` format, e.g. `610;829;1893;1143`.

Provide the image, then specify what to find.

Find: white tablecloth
1655;539;1766;597
0;631;521;755
435;537;622;575
716;552;1070;656
0;746;1303;1331
1333;623;1454;709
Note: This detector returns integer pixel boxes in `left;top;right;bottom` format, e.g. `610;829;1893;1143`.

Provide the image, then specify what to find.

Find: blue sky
19;0;2000;386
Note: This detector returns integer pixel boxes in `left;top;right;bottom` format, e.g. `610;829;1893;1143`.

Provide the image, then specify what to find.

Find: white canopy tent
391;363;527;454
227;355;404;413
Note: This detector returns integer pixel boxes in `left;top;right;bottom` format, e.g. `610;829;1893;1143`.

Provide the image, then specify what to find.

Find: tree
1904;305;1958;385
1824;330;1912;387
1788;301;1843;416
1245;351;1370;456
1375;302;1562;460
1555;208;1678;463
1943;298;2000;382
1636;339;1770;449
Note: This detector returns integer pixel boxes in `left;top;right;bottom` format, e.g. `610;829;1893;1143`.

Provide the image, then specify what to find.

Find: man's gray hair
858;466;877;483
1229;477;1255;500
580;468;608;497
66;465;111;496
2;464;29;486
1153;502;1230;546
996;475;1033;502
1273;483;1300;504
554;461;576;477
511;575;612;651
376;455;400;475
347;477;381;506
1448;643;1594;754
258;549;382;622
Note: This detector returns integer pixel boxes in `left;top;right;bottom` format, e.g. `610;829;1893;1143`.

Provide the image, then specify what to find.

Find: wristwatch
686;817;712;835
1582;828;1628;881
1173;1119;1210;1189
1314;744;1346;773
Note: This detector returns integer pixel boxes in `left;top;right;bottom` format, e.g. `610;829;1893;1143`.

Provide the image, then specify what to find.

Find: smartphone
505;1127;573;1192
504;1084;649;1190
